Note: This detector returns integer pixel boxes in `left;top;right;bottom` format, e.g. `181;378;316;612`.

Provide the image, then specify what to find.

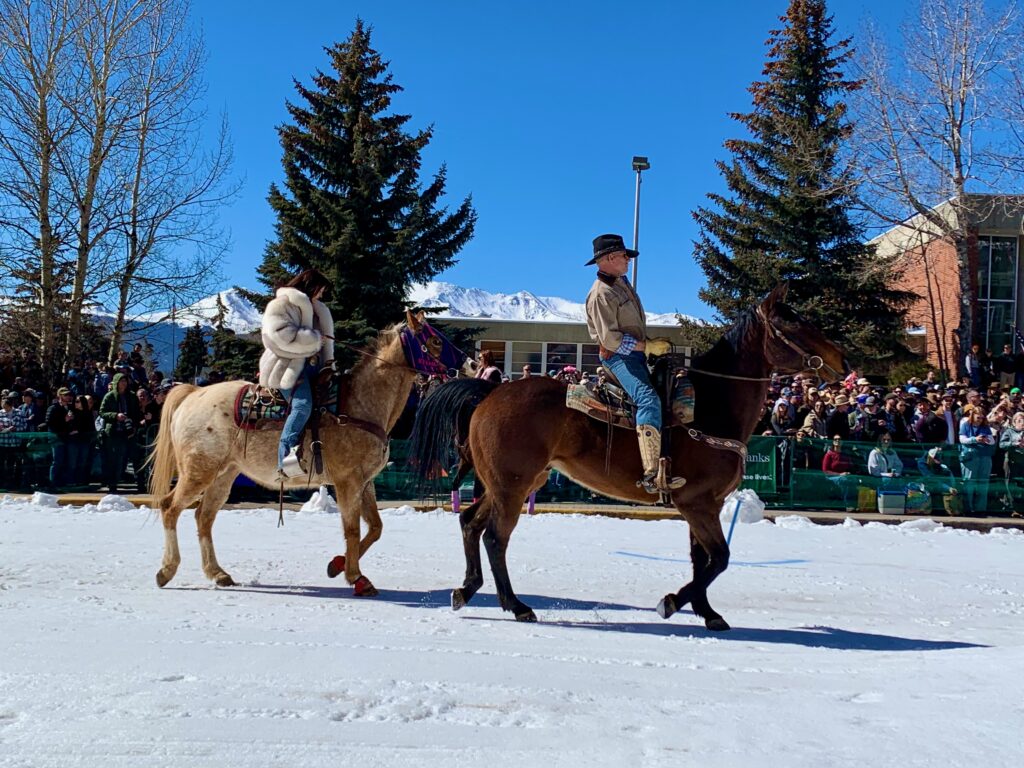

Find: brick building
870;195;1024;375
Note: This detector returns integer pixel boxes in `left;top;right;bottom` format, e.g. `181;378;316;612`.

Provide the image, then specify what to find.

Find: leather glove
645;337;672;357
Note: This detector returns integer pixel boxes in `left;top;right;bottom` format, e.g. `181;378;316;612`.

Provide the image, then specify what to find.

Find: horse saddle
565;358;695;431
233;377;344;431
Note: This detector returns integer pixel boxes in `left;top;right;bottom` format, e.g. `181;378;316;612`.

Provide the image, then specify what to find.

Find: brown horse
409;285;846;628
148;310;475;594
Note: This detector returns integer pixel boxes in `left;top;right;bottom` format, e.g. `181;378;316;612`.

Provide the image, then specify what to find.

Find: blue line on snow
612;550;810;568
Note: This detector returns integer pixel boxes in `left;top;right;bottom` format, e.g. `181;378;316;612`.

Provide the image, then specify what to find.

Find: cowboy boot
636;425;685;494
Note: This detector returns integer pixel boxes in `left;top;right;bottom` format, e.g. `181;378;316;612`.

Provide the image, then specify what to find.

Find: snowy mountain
134;289;262;334
106;281;687;369
407;281;687;327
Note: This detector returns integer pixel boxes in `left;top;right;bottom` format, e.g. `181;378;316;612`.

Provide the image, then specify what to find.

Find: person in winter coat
868;433;904;479
258;268;335;478
99;372;143;493
959;408;996;514
999;411;1024;516
45;387;78;486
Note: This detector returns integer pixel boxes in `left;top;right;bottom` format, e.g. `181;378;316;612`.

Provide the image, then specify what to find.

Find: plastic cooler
877;489;906;515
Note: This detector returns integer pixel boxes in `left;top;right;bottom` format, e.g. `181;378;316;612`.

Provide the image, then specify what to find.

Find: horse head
403;309;479;377
756;283;848;382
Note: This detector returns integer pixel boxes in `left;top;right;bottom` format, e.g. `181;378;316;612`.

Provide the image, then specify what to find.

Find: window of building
581;344;602;374
510;341;542;378
545;343;577;375
976;235;1018;351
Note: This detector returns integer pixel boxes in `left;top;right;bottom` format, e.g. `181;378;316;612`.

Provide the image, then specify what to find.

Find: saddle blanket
233;380;341;431
566;375;695;431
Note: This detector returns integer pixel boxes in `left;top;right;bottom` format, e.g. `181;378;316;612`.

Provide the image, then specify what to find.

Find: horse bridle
755;306;842;382
400;322;468;377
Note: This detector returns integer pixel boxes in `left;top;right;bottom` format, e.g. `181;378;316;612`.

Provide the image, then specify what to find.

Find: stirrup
654;457;686;492
280;446;306;479
639;473;660;495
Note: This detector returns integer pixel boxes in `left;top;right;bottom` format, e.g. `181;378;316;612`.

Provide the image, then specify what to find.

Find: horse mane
347;322;403;375
693;307;760;371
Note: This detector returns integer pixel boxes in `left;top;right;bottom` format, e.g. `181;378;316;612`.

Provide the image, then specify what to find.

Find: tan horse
148;310;474;594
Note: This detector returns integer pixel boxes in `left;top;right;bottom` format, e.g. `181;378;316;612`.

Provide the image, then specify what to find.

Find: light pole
631;155;650;287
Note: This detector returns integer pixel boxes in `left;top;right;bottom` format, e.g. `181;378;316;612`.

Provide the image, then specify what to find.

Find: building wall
895;236;964;373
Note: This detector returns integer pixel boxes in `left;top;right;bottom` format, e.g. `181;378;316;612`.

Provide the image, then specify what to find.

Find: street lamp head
631;155;650;172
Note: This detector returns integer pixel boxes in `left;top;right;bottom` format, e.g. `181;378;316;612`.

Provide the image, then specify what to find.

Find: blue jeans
961;456;992;513
50;441;73;486
278;364;315;468
602;351;661;429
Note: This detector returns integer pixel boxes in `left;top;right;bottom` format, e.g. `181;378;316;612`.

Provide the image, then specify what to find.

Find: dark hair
283;268;332;300
479;349;495;367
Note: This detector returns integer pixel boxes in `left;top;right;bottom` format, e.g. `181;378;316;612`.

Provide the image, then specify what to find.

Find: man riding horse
585;233;684;494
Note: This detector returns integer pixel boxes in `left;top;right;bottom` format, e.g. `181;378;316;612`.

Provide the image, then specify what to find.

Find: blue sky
193;1;903;319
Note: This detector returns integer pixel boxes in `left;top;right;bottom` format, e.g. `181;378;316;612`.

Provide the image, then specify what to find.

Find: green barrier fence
2;432;1020;515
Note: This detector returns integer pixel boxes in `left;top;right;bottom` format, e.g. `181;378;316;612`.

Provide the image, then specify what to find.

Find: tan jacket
585;272;647;357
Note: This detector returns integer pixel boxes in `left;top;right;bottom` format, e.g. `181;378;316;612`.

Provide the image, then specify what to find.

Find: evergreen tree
174;323;208;383
692;0;913;367
247;20;476;360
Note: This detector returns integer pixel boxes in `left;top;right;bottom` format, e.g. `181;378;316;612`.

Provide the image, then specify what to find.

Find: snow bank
30;492;60;508
96;494;137;513
719;488;765;524
298;485;338;515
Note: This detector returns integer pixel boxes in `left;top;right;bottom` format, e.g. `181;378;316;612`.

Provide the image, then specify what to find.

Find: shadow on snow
168;582;987;651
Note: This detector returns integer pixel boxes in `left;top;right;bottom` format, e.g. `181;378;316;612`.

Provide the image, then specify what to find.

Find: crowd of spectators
0;345;176;493
753;359;1024;515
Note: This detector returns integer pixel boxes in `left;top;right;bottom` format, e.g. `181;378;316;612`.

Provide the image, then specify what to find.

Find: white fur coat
258;287;335;390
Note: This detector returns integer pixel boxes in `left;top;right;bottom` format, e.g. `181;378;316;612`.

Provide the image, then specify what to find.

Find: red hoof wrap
327;555;345;579
353;575;377;597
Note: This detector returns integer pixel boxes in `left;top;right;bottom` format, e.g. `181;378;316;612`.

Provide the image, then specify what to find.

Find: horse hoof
155;570;171;588
327;555;346;579
656;594;677;620
451;589;466;611
705;617;730;632
515;608;537;623
353;576;378;597
215;573;236;587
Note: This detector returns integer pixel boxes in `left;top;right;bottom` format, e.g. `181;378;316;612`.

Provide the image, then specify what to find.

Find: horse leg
481;492;535;622
332;480;377;596
657;508;731;631
194;469;238;587
451;496;489;610
155;470;208;588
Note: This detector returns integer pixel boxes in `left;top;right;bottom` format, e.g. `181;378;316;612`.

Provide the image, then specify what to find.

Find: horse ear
762;282;790;308
405;308;421;331
416;310;427;324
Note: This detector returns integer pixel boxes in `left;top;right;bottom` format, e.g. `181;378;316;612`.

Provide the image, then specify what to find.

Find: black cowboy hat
585;233;639;265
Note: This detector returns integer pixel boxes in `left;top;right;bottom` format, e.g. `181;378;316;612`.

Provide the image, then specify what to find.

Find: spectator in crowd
753;401;773;436
860;396;888;443
19;389;42;430
99;372;142;493
826;394;852;440
0;392;28;488
521;364;533;379
135;387;162;492
999;411;1024;517
72;394;97;485
93;363;112;399
475;350;503;385
959;408;996;514
802;400;829;438
769;401;798;436
868;433;904;480
822;435;859;511
45;387;78;487
966;342;983;388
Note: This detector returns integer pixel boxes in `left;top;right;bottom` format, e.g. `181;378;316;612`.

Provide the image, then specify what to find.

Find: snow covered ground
2;497;1023;768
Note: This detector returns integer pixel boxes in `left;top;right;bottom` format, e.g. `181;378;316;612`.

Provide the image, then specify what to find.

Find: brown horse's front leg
657;509;731;631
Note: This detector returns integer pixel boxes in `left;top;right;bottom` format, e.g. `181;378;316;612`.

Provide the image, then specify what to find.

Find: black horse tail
408;378;499;490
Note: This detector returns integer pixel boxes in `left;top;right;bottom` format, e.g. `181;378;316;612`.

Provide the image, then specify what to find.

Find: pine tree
174;323;208;383
692;0;913;366
246;20;476;359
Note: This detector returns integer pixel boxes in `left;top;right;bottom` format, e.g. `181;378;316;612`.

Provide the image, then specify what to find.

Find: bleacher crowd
0;345;176;493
